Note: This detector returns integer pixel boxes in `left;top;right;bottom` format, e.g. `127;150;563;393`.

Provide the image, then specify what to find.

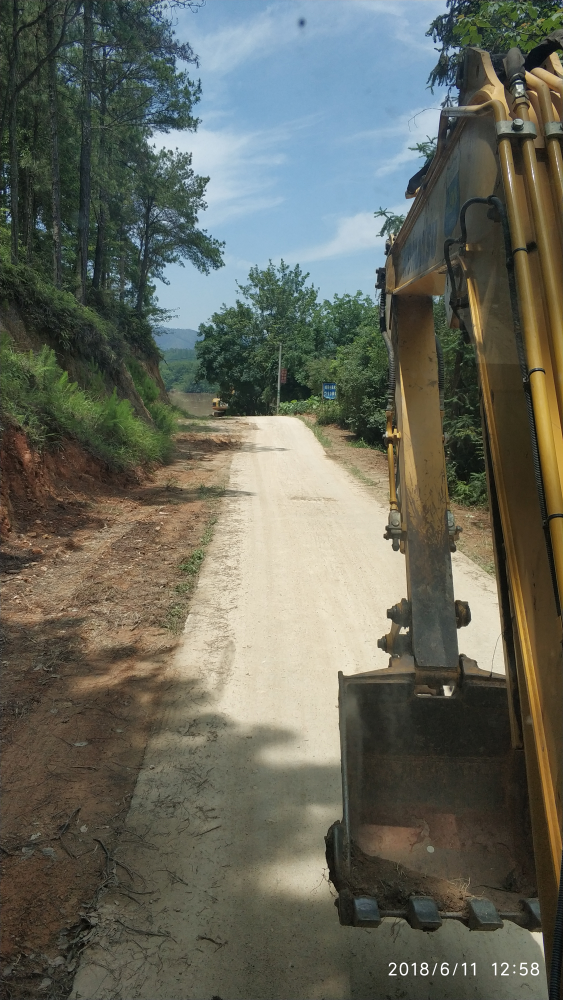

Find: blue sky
155;0;448;330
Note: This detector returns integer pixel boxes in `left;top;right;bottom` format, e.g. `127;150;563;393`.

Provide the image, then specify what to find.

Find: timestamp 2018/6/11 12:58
389;962;541;977
493;962;541;976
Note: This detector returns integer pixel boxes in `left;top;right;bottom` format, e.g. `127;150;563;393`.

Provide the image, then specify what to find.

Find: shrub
0;337;173;468
332;331;388;445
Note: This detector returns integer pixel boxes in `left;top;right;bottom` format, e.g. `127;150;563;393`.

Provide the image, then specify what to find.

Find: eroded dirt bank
0;415;244;1000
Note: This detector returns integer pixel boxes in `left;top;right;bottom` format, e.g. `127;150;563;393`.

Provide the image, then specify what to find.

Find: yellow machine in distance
212;397;228;416
327;36;563;997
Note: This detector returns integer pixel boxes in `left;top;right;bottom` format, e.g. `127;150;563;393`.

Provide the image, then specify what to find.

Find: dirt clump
348;844;471;914
0;415;244;999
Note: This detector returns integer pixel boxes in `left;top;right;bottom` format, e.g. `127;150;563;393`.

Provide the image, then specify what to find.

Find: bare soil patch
0;417;245;999
304;419;494;574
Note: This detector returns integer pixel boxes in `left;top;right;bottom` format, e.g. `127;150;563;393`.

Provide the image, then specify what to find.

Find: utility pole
276;342;282;414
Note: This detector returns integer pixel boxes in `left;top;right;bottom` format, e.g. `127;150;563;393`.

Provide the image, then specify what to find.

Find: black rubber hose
549;847;563;999
524;29;563;72
379;289;395;412
486;194;560;616
447;194;560;614
435;334;445;411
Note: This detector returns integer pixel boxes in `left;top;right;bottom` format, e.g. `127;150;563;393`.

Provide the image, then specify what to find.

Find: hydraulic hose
447;194;561;614
435;334;445;412
525;72;563;238
379;287;396;413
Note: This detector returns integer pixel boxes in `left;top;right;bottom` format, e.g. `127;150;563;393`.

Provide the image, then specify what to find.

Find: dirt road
71;416;546;1000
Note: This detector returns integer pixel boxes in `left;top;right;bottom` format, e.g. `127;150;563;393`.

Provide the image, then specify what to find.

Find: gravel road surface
72;416;546;1000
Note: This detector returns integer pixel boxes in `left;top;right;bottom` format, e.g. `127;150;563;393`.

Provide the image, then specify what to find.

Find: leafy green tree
427;1;563;94
130;146;224;313
312;291;379;355
197;301;265;413
0;0;221;322
331;321;389;445
374;208;406;238
196;261;319;413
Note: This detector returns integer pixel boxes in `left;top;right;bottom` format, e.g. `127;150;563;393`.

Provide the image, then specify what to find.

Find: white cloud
184;1;445;78
374;105;442;177
154;123;291;225
288;212;385;263
154;112;322;227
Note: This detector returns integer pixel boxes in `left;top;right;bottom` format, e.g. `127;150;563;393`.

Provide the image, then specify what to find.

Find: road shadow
70;681;548;1000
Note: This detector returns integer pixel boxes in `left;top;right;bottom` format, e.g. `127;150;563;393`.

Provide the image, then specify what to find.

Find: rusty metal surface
338;668;536;919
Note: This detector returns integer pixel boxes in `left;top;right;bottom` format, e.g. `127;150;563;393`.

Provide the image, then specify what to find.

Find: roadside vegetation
160;348;217;394
1;2;222;475
196;260;486;505
1;334;174;468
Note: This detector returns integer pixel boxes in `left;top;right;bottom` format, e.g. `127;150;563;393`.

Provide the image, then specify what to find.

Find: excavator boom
327;42;563;989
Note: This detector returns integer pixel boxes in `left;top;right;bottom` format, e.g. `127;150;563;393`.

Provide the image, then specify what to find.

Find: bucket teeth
467;898;503;930
407;896;442;931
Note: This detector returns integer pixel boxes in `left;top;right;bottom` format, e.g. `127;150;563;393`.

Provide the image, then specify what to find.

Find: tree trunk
118;223;126;301
92;46;107;291
24;91;40;262
135;200;152;312
46;0;62;287
9;0;20;263
76;0;93;302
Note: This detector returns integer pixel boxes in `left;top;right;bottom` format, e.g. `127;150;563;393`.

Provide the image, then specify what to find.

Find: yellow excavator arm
327;40;563;995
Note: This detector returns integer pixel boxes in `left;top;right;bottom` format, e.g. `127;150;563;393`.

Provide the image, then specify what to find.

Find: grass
163;512;219;632
298;415;332;449
347;464;377;487
0;335;174;468
348;437;377;449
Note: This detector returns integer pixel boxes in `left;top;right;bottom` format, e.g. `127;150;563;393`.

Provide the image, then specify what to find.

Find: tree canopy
196;261;320;413
0;0;223;315
427;1;563;94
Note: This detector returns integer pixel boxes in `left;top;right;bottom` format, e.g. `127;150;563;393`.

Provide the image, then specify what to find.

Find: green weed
0;337;173;468
298;415;332;449
163;512;219;632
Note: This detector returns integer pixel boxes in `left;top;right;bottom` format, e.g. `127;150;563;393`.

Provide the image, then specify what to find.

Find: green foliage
279;397;341;425
332;329;389;445
427;1;563;94
434;300;487;504
179;548;205;576
0;336;173;467
127;356;177;434
131;146;224;312
197;279;381;415
1;0;222;314
374;208;406;239
408;136;438;166
312;291;379;355
159;357;216;393
127;358;160;406
278;398;318;415
197;261;319;414
162;348;197;362
0;247;113;355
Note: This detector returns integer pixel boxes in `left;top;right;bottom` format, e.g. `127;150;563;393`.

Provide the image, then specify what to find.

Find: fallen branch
117;920;175;941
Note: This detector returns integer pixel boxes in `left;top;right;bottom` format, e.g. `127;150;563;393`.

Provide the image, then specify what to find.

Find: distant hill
161;348;196;361
154;327;201;351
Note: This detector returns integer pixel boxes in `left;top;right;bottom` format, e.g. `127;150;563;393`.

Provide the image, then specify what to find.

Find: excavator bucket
326;660;539;931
